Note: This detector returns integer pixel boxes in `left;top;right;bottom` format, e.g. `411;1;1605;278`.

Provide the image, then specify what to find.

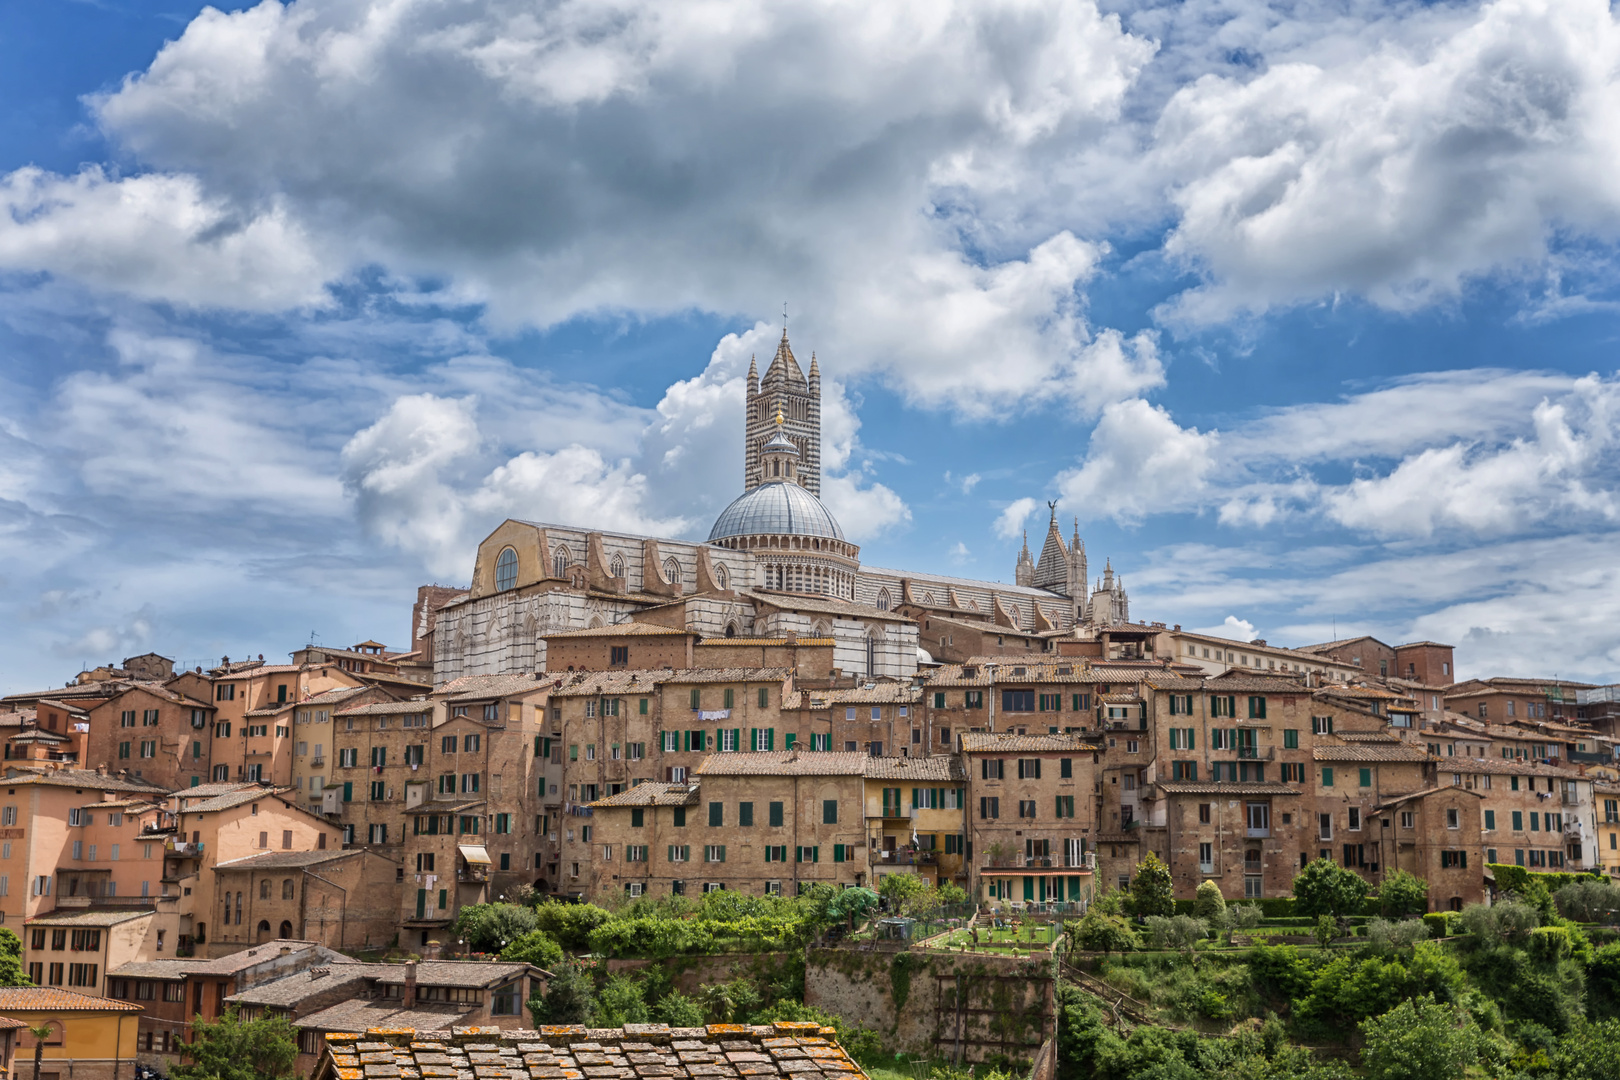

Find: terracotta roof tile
1154;781;1303;796
542;624;694;638
589;783;700;808
0;988;141;1012
861;756;967;782
958;733;1099;753
694;752;869;777
1312;743;1431;762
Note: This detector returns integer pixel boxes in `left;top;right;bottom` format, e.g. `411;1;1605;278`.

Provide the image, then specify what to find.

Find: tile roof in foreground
314;1022;867;1080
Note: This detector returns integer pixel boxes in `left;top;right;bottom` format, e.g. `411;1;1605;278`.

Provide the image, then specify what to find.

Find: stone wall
803;948;1052;1065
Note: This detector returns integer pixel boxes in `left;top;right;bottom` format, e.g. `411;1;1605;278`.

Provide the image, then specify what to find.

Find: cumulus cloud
1056;398;1218;522
1154;0;1620;323
0;0;1161;415
993;497;1040;540
1192;615;1258;642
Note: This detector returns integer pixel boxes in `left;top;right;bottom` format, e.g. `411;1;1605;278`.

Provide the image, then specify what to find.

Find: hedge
1422;912;1463;937
1487;863;1603;896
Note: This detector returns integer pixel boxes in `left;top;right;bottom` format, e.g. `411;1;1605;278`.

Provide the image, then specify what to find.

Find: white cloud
1056;398;1218;522
993;497;1040;540
949;541;972;564
1154;0;1620;323
0;0;1161;415
821;473;912;542
0;167;334;311
959;473;982;494
1192;615;1258;642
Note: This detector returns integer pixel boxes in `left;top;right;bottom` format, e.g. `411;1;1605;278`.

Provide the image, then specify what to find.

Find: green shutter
750;728;757;752
343;782;352;802
766;728;775;751
640;698;648;714
1023;876;1035;901
785;733;796;749
1322;768;1333;787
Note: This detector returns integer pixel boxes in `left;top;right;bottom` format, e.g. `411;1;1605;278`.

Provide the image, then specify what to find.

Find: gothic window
553;547;571;578
866;633;878;676
495;547;518;592
663;557;681;584
609;553;625;579
876;588;891;612
713;563;729;589
724;621;739;638
921;592;935;605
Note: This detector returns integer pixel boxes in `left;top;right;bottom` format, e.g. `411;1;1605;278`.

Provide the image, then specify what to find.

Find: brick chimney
403;960;417;1008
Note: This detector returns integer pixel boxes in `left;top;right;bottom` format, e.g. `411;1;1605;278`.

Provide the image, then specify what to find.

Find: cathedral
431;332;1131;684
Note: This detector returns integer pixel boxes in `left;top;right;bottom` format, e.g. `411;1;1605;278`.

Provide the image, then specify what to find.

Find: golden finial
775;400;785;427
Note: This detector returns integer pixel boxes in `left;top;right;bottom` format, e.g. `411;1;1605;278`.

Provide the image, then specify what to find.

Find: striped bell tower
745;330;821;496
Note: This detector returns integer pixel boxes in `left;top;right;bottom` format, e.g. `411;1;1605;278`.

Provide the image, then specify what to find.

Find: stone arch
279;919;294;939
876;587;891;612
282;878;294;899
724;621;740;638
609;553;626;579
259;879;270;900
663;556;682;584
812;619;832;638
714;562;730;589
588;614;607;629
553;546;571;578
256;919;272;943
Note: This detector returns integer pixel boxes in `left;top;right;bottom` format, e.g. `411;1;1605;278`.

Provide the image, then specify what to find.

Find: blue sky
3;0;1620;692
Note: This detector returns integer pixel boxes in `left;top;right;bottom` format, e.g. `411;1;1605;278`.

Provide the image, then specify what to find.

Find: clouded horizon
3;0;1619;692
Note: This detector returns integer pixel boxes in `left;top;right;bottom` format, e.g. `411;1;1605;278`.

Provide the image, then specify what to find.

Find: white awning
458;844;491;865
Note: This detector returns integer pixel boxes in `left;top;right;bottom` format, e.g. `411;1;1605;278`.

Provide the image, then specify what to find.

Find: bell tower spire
745;318;821;495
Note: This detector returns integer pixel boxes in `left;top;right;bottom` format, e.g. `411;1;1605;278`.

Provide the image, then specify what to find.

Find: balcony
165;840;204;856
458;867;489;883
311;758;325;767
1563;792;1581;806
1246;827;1271;839
876;850;936;866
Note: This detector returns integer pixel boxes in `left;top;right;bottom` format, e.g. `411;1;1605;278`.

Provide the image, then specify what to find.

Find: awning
458;845;491;865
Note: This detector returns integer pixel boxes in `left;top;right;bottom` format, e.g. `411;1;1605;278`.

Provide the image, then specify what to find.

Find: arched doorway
256;919;272;944
279;920;294;939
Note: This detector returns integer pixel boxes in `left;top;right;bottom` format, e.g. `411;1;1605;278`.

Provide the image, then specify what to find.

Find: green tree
0;929;30;986
594;973;650;1026
1292;858;1369;919
654;989;706;1028
1193;880;1227;921
1358;995;1481;1080
530;959;596;1026
453;903;538;953
825;886;879;929
1072;910;1138;955
501;930;564;970
1546;1019;1620;1080
1376;871;1429;918
878;873;927;908
532;901;613;951
172;1006;298;1080
937;882;969;906
1128;852;1175;917
25;1025;51;1080
1314;914;1337;950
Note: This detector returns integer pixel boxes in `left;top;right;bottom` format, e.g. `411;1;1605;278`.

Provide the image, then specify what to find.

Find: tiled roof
334;699;433;716
957;733;1098;753
550;669;790;698
107;960;200;980
1318;685;1406;700
226;965;382;1005
694;752;869;777
1295;635;1391;653
0;768;167;794
215;849;358;870
1205;675;1311;692
1155;781;1303;795
217;665;306;680
1376;786;1485;809
82;798;160;810
181;787;292;813
862;756;967;782
371;961;535;987
543;624;693;638
655;668;793;686
805;684;919;706
1099;692;1139;704
1435;758;1588;780
175;781;262;800
1140;676;1207;691
1312;743;1431;762
184;940;330;975
696;638;834;647
315;1022;868;1080
590;783;700;808
0;988;141;1012
25;909;153;927
1336;731;1405;743
924;661;1118;687
438;674;555;701
34;699;89;715
738;590;913;622
297;998;475;1033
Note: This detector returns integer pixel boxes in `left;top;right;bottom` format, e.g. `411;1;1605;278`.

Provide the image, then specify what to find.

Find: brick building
959;733;1100;903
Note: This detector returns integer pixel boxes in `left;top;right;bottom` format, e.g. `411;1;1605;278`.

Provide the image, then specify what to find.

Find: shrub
1365;918;1429;953
1228;904;1262;930
1377;871;1430;918
1587;942;1620;1019
1294;859;1370;919
1127;853;1176;917
1248;944;1314;1003
1421;913;1453;939
1459;901;1539;944
501;930;564;970
533;902;613;951
1528;925;1578;963
654;989;705;1027
1547;1018;1620;1080
530;959;595;1025
1359;994;1482;1080
594;973;650;1026
1144;915;1206;952
453;903;539;952
1073;911;1139;954
878;873;928;907
1193;880;1227;921
1314;915;1337;949
1554;879;1620;923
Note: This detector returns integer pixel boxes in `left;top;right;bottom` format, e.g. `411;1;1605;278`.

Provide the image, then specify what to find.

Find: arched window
876;588;891;612
724;622;739;638
609;553;625;579
256;919;272;943
663;557;681;584
259;880;270;900
553;547;571;578
495;547;518;592
773;459;780;477
282;879;294;900
714;563;729;589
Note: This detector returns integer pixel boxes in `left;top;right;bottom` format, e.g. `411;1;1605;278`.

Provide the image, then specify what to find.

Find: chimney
96;765;106;777
403;960;417;1008
279;946;291;956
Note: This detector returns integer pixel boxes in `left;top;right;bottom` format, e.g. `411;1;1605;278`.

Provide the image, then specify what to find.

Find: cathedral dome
708;481;845;542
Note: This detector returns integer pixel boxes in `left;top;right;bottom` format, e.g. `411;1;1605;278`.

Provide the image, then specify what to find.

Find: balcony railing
165;840;204;856
1246;827;1271;838
876;850;936;865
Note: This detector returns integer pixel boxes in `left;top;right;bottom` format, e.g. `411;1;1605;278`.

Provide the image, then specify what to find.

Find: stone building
1373;787;1487;909
862;756;968;889
210;848;400;952
315;694;433;850
589;751;870;896
83;684;216;791
958;732;1100;903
